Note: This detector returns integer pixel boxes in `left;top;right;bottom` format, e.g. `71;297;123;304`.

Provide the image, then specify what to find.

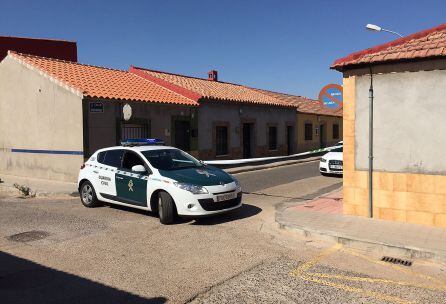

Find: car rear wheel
80;181;101;208
158;191;175;224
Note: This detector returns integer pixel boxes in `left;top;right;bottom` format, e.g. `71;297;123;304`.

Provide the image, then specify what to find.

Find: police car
78;139;242;224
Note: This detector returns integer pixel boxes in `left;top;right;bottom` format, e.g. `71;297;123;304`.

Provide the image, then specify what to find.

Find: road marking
290;243;342;277
288;244;435;304
342;248;446;289
307;272;446;292
301;274;413;304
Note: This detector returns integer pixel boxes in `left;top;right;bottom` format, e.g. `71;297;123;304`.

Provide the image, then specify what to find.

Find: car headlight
234;179;242;192
173;182;208;194
320;158;327;163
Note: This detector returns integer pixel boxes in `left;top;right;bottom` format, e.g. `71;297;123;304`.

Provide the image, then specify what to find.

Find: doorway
242;123;253;158
174;120;191;151
320;124;327;148
286;126;293;155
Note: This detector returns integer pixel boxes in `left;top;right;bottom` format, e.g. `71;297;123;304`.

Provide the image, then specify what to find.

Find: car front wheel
80;181;101;208
158;191;175;224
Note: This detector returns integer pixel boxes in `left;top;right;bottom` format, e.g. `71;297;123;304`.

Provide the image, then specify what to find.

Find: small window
97;151;106;164
304;123;313;141
216;126;228;156
268;126;277;150
122;151;145;171
333;124;339;139
103;149;125;168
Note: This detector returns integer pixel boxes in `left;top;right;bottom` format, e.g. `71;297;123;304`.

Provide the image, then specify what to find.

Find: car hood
323;151;343;161
158;165;234;186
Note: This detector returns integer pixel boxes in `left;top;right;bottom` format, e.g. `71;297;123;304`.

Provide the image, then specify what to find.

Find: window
122;151;146;171
333;124;339;139
102;149;125;168
97;151;106;164
141;149;202;171
216;126;228;156
268;126;277;150
304;123;313;141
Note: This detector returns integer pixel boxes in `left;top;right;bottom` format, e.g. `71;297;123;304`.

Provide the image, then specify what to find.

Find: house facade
332;22;446;227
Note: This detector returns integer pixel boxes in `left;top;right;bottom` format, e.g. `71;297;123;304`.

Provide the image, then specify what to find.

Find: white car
78;139;242;224
319;146;343;175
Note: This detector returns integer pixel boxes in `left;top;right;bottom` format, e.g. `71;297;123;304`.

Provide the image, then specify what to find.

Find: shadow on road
192;203;262;226
0;251;166;304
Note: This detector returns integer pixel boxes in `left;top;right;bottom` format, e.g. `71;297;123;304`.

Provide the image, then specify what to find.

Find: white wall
355;68;446;174
0;56;84;181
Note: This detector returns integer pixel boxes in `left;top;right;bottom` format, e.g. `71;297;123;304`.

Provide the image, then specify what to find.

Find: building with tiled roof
332;22;446;228
252;88;343;152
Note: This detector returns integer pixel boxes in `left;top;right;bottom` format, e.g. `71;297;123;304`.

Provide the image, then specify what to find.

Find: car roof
95;145;177;153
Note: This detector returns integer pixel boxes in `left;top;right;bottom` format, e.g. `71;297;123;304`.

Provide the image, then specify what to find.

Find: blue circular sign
318;84;343;109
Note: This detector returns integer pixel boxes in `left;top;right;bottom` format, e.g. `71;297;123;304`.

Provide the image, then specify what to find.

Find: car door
96;149;125;199
115;150;149;207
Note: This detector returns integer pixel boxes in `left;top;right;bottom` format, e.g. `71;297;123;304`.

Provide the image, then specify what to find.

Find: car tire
158;191;175;225
80;181;101;208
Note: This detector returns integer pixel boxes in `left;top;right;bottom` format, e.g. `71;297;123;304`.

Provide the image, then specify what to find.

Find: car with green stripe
78;139;242;224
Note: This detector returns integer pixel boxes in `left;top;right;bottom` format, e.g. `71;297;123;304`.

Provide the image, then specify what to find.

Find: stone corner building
332;22;446;228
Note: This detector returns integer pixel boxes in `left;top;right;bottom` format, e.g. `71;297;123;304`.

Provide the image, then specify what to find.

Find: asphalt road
236;160;328;193
1;163;445;304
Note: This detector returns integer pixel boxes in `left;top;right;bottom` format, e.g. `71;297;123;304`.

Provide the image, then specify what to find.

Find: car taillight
80;163;86;169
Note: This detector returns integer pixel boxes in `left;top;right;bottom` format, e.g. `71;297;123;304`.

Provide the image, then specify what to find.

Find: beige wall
343;72;446;228
0;55;84;182
296;113;343;153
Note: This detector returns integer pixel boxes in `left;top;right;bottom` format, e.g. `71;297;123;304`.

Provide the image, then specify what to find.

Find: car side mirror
131;165;147;174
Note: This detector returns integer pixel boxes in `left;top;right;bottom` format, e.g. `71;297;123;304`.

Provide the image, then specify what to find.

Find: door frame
240;118;256;158
171;115;192;151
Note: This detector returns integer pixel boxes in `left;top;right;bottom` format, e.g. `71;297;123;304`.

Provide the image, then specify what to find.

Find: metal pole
368;68;374;218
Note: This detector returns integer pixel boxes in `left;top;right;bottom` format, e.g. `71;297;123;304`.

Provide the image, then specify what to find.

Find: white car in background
319;145;343;175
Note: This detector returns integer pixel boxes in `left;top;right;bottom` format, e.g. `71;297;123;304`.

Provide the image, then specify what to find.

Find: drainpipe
368;67;374;218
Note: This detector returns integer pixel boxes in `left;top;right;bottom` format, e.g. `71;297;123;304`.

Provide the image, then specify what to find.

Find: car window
102;149;125;168
141;149;202;171
122;151;146;171
97;151;106;164
331;147;343;153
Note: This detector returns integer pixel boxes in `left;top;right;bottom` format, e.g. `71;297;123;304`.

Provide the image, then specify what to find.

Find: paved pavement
1;163;446;303
277;191;446;261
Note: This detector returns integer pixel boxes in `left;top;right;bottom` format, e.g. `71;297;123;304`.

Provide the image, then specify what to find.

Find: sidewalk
277;189;446;261
0;173;78;197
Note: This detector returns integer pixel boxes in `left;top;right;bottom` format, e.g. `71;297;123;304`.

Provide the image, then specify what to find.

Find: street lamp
364;23;402;218
366;23;403;38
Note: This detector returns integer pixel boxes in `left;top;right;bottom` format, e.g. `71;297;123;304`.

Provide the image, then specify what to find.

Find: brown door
174;120;191;151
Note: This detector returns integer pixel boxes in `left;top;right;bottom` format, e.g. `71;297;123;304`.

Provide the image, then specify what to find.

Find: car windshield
331;147;343;153
141;149;203;171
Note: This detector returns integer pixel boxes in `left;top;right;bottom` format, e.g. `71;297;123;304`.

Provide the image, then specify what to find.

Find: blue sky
1;0;445;98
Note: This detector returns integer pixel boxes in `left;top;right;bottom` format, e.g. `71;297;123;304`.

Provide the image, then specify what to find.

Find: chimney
208;70;218;81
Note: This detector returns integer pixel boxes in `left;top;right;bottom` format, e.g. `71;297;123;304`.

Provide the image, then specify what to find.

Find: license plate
216;192;237;202
330;165;343;170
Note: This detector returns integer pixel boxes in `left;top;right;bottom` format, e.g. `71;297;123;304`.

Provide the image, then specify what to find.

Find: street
1;161;446;304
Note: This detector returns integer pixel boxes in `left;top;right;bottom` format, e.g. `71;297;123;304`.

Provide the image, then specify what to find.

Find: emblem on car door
128;180;134;192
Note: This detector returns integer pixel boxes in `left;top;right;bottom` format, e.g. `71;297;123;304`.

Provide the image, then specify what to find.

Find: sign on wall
318;84;343;109
123;104;132;121
89;102;104;113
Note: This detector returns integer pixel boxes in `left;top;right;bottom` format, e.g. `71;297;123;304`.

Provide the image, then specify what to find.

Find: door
242;123;252;158
174;120;191;151
286;126;293;155
115;151;149;207
96;149;125;197
320;124;327;148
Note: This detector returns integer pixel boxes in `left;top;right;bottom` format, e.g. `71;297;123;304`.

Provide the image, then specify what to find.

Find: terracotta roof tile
332;23;446;70
251;88;342;117
8;52;197;106
130;67;293;107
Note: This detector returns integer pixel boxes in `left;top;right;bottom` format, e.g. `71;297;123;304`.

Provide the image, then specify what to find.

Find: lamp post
366;24;403;38
364;23;403;218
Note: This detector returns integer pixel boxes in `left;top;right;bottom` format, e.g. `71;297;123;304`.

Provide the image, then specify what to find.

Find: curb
276;214;446;262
